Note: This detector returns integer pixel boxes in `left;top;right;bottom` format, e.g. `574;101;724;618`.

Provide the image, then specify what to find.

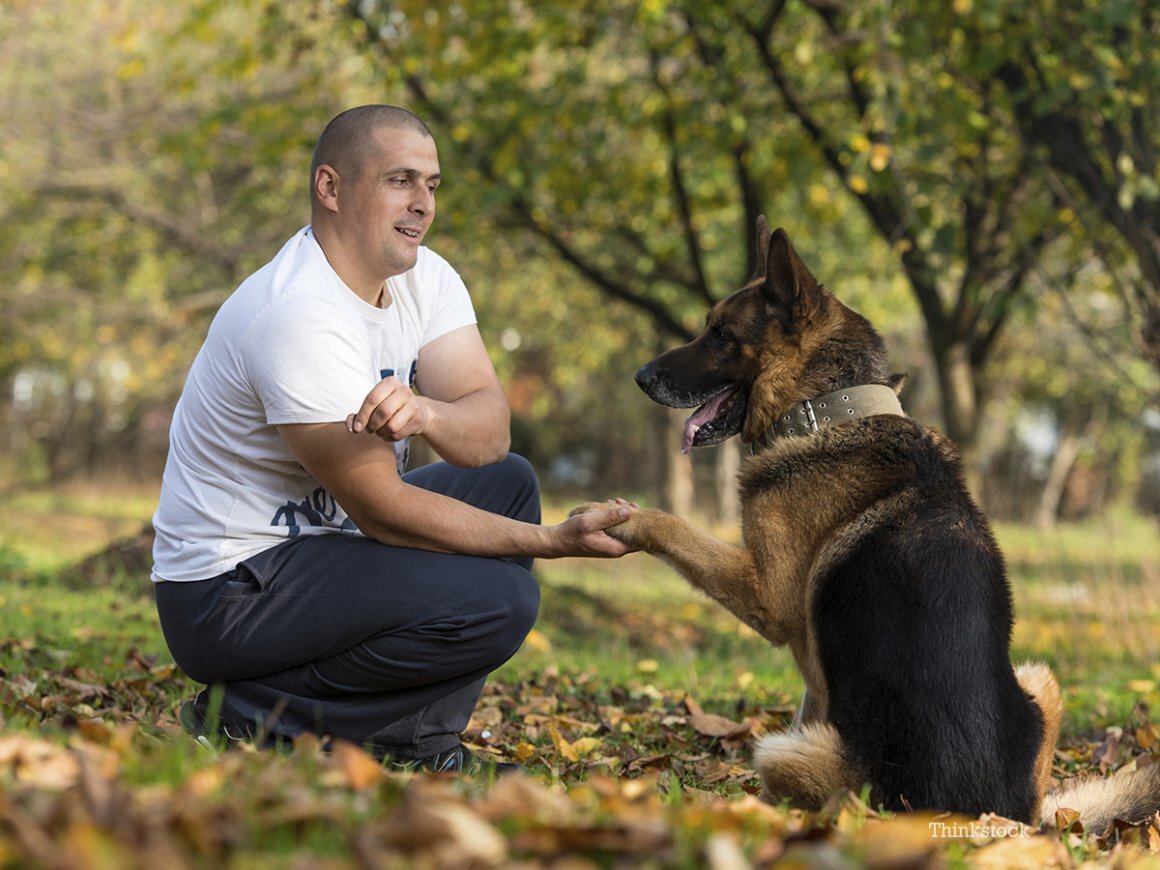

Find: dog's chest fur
733;414;979;712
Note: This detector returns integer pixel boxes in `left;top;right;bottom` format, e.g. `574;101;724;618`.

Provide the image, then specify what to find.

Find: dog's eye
706;324;731;350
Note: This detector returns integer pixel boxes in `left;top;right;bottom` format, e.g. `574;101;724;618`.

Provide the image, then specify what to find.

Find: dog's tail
1039;764;1160;832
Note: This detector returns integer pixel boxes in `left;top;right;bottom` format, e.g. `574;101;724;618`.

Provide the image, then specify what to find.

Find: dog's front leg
570;504;786;643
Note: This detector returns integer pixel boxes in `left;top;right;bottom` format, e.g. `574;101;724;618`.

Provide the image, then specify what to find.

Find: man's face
338;127;441;279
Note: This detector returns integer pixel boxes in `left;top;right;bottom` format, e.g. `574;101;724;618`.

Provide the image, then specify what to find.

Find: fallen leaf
380;784;507;865
329;740;383;790
1092;727;1122;771
688;712;753;740
852;815;941;866
967;833;1071;868
548;721;579;763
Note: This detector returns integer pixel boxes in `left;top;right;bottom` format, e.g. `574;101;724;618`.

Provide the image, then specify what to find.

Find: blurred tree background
1;0;1156;528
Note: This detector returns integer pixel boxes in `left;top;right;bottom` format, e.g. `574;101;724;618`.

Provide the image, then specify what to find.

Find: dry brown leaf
966;833;1071;868
1054;806;1081;830
1137;723;1159;750
478;771;573;826
380;784;507;865
1092;727;1122;771
1;735;80;791
688;712;753;740
684;694;706;717
329;740;383;790
852;815;942;867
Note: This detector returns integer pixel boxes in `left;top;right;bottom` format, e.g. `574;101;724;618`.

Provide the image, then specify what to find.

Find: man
151;105;633;771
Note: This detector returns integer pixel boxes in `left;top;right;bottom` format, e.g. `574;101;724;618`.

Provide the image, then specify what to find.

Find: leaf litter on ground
2;644;1160;868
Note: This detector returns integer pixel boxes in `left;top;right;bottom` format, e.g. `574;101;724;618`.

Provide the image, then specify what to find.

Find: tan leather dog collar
758;384;906;447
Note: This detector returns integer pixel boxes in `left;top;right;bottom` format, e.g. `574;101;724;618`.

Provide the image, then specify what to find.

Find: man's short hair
310;105;433;191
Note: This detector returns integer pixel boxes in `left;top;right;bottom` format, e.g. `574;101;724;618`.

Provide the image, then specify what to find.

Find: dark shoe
392;742;522;777
178;698;248;751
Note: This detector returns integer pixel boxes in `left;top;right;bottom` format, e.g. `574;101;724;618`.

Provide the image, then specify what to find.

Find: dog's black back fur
804;418;1045;819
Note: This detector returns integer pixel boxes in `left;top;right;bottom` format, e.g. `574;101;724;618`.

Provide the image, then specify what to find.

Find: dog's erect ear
754;215;772;280
763;228;821;333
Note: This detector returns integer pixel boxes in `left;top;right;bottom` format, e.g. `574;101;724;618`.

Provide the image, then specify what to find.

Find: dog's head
636;217;893;451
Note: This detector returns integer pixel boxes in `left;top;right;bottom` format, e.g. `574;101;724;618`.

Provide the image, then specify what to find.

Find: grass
0;483;1158;866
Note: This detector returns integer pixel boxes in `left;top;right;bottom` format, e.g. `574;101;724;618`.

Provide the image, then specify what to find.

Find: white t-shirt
151;227;477;582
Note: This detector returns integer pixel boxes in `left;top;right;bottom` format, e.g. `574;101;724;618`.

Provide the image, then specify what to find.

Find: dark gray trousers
154;454;541;759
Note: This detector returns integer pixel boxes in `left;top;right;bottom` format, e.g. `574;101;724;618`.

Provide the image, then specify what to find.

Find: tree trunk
662;407;694;516
934;340;980;452
1034;428;1083;530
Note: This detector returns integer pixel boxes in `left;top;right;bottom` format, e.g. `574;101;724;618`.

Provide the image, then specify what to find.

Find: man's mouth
396;226;422;241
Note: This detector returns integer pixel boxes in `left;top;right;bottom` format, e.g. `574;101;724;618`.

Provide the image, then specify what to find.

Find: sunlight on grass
1;492;1156;738
996;511;1160;729
0;479;160;572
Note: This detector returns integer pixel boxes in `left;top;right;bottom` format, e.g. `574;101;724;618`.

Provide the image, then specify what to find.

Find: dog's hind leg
754;723;862;809
1015;661;1063;812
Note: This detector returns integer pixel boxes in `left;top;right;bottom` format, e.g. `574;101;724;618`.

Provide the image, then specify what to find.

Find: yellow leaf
848;174;869;194
636;659;659;674
853;815;940;865
522;628;551;652
514;742;537;763
967;833;1070;868
570;737;602;757
1127;679;1155;694
548;722;579;763
1137;724;1158;749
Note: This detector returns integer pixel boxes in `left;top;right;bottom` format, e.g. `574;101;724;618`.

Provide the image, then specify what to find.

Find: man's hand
553;500;639;558
346;376;428;442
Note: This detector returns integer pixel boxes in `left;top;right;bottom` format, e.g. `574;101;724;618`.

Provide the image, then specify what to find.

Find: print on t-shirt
266;358;418;538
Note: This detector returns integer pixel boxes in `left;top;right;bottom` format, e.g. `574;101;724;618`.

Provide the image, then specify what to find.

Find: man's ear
313;165;341;213
763;228;821;333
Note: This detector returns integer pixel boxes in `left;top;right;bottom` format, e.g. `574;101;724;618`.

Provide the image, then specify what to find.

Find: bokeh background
1;0;1157;531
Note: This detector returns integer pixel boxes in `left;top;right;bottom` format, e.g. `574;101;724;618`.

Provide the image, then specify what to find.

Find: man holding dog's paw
151;105;634;772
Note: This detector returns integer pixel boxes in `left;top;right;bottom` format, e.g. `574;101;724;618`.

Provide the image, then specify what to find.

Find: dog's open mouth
681;387;744;453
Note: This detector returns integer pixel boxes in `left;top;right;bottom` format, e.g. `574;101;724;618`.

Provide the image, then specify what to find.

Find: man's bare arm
278;421;634;558
348;325;510;467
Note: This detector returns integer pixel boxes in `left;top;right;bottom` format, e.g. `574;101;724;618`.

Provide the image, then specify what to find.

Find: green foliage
0;0;1155;511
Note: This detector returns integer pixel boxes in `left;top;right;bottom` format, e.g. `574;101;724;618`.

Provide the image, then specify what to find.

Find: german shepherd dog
574;218;1160;829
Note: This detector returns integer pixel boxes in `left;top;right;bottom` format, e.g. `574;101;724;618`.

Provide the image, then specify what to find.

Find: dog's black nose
635;362;657;393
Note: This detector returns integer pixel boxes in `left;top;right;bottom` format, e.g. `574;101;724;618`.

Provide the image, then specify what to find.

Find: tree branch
648;49;714;306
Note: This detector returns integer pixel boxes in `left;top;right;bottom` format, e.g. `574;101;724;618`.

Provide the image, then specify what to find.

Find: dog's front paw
567;500;650;549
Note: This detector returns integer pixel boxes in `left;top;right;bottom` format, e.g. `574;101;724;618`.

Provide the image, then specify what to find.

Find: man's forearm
354;477;555;556
419;387;511;467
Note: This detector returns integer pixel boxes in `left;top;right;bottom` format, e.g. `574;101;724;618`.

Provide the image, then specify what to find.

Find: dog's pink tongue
681;391;731;454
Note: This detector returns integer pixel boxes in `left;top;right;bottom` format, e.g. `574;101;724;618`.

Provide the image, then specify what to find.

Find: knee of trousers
500;453;542;524
487;567;541;662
